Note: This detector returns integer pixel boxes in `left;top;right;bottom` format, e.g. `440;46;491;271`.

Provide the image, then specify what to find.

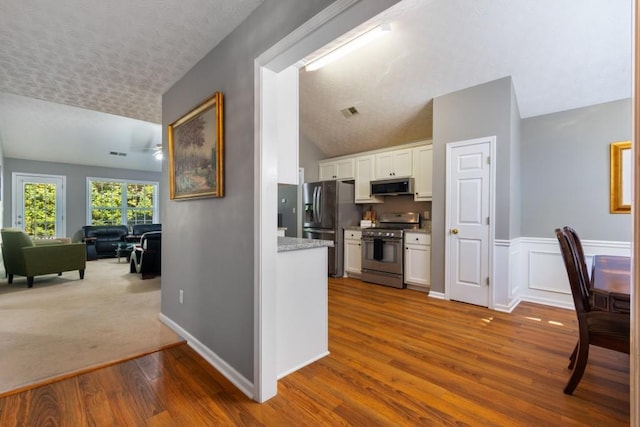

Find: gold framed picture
168;92;224;200
609;140;631;214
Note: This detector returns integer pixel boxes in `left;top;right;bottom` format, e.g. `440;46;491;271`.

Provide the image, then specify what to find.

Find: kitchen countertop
278;237;334;252
406;228;431;234
344;226;431;234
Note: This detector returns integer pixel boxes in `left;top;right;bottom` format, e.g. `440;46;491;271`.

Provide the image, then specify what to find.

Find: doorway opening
12;172;66;238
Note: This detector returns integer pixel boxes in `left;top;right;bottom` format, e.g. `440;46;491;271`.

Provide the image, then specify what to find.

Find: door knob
451;228;459;235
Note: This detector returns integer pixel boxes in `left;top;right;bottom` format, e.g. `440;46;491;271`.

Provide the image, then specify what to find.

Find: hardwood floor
0;277;629;426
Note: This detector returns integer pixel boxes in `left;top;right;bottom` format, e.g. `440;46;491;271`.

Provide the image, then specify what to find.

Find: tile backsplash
363;195;431;224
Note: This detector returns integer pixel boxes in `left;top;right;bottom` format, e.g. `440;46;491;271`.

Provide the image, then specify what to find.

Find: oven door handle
362;237;401;243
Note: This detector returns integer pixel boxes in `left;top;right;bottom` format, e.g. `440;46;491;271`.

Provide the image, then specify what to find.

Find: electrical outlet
179;289;184;304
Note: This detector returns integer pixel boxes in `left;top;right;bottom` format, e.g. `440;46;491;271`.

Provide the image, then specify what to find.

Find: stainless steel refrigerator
303;180;361;277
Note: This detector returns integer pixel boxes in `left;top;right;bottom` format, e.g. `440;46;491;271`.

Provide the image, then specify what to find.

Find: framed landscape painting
610;140;631;213
168;92;224;200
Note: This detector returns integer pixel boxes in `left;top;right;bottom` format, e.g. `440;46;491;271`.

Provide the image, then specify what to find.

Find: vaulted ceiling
0;0;632;171
299;0;632;158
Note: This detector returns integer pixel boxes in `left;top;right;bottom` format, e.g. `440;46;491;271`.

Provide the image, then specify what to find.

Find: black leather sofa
131;223;162;238
82;225;129;260
130;231;161;278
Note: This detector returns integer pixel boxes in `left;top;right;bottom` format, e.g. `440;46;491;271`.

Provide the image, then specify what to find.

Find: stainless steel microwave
370;177;414;196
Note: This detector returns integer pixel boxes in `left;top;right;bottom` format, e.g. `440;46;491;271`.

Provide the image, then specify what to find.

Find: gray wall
509;84;522;238
0;132;5;231
161;0;334;383
521;98;632;241
277;184;297;237
432;77;518;293
3;157;161;238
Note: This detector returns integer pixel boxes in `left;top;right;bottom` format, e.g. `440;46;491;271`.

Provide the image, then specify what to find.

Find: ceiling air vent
340;106;359;118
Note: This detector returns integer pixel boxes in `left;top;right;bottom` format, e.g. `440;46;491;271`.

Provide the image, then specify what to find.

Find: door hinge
487;156;491;164
486;277;490;286
486;217;490;225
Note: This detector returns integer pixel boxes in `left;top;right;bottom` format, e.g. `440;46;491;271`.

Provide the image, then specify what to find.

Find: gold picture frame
168;92;224;200
610;140;631;213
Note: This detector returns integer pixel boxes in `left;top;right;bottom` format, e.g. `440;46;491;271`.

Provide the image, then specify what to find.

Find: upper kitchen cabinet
354;155;383;204
318;158;355;181
412;145;433;201
374;148;413;179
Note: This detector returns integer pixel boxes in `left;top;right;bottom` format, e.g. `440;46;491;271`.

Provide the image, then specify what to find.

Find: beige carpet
0;258;183;396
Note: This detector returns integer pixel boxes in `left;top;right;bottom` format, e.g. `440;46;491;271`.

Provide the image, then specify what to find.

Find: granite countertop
344;226;431;234
278;237;334;252
405;228;431;234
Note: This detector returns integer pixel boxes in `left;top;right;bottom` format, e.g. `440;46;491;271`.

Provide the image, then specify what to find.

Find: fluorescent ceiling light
305;24;391;72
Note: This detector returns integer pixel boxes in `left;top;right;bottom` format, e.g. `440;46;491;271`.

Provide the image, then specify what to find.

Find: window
87;178;159;226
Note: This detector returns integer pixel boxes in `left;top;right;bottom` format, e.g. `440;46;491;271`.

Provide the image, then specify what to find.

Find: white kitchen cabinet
412;145;433;201
354;155;383;204
343;229;362;277
404;232;431;291
318;158;355;181
375;148;413;179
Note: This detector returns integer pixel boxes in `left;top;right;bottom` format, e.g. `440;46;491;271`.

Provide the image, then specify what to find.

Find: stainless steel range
361;212;420;288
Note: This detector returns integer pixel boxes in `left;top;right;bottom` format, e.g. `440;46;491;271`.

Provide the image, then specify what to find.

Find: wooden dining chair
555;228;630;394
562;226;591;369
563;226;590;293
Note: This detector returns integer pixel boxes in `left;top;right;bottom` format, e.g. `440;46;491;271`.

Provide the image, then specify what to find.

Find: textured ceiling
0;0;632;171
0;0;263;124
299;0;632;158
0;0;263;171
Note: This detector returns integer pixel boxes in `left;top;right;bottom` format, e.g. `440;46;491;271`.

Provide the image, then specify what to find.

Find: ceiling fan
150;144;163;160
129;143;163;159
128;126;163;159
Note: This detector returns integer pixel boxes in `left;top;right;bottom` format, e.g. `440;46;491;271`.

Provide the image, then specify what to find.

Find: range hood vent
340;106;359;118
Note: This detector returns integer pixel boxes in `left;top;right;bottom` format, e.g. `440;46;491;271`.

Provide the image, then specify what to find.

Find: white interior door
13;173;66;238
446;138;493;307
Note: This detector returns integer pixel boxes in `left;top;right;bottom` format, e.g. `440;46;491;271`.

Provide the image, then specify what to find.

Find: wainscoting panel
515;237;630;310
528;249;571;294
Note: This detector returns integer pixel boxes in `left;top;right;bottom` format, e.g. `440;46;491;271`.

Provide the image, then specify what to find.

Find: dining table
590;255;631;313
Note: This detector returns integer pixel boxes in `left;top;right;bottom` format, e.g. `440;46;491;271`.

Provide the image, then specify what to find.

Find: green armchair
1;228;86;288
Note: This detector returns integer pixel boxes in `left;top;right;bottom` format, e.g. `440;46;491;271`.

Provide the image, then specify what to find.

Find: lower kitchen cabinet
344;229;362;277
404;232;431;291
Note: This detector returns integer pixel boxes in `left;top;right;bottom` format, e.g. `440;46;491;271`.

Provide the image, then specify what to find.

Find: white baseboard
493;296;522;313
159;313;255;399
277;351;330;379
428;291;445;300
